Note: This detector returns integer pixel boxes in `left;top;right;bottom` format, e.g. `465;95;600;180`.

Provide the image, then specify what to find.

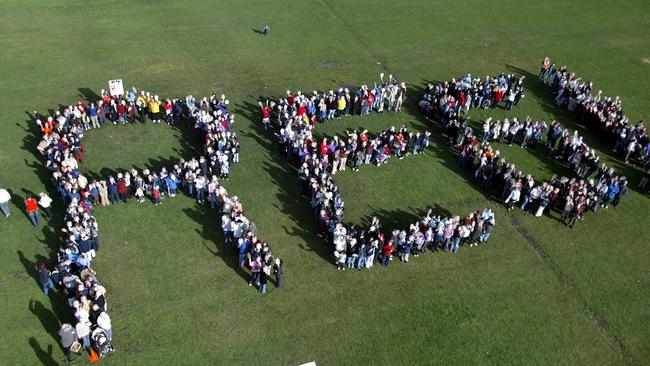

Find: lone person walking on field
262;25;270;35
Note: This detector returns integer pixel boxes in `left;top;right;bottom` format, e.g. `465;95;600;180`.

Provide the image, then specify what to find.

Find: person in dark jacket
37;263;54;295
107;176;119;203
273;258;283;288
259;270;268;294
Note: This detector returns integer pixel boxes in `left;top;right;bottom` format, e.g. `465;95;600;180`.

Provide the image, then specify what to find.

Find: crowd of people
539;57;649;166
419;73;525;122
260;78;496;269
330;207;496;270
419;76;630;227
260;74;406;130
32;87;280;360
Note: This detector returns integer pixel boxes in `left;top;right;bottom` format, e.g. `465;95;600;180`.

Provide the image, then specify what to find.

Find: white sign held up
108;79;124;97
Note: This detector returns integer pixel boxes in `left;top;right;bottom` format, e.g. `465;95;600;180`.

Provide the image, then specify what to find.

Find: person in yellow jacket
149;95;161;123
336;95;346;119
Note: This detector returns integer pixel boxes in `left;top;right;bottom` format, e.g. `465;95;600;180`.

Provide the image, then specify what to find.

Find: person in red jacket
381;240;395;266
24;194;40;227
260;104;271;129
116;100;127;124
319;139;329;156
116;174;128;203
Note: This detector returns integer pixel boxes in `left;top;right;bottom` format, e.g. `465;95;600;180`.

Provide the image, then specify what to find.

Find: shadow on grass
235;99;338;263
28;298;70;358
183;204;251;283
28;337;58;366
355;204;453;232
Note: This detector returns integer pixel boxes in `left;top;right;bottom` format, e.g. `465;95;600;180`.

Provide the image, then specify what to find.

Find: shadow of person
198;236;250;283
78;87;101;102
17;250;51;288
9;189;32;223
183;203;251;283
28;300;64;354
28;337;59;366
252;28;263;34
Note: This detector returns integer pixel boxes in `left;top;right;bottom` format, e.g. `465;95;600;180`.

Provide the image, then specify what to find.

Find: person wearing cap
0;187;10;217
37;263;55;295
24;194;40;227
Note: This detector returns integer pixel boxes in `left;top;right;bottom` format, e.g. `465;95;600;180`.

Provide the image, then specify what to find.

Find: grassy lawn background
0;0;648;364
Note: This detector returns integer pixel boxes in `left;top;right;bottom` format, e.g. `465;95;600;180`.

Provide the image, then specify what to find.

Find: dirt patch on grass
642;58;650;64
318;61;337;68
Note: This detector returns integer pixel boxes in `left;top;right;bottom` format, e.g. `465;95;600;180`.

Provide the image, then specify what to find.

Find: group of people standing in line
540;57;649;167
419;74;630;228
329;207;496;270
261;77;497;269
259;73;406;130
29;86;283;360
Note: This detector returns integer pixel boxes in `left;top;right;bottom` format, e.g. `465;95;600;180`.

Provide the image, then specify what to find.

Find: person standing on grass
24;194;40;227
259;269;268;294
238;238;249;269
117;173;128;203
505;184;521;211
149;95;162;123
37;263;54;295
76;320;91;350
273;258;283;288
88;102;99;128
58;323;78;362
381;240;395;266
38;192;53;219
107;177;119;204
152;185;161;205
97;311;113;340
262;25;270;35
0;187;10;217
249;257;262;287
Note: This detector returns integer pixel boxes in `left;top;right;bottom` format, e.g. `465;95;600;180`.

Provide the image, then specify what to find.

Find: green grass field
1;1;649;365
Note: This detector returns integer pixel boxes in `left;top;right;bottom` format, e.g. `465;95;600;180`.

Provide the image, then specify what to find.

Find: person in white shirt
0;187;10;217
75;321;91;350
38;192;53;219
97;312;112;340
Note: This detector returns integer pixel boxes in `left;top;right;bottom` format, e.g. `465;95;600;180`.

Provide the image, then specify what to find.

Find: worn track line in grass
509;216;637;365
315;0;392;75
